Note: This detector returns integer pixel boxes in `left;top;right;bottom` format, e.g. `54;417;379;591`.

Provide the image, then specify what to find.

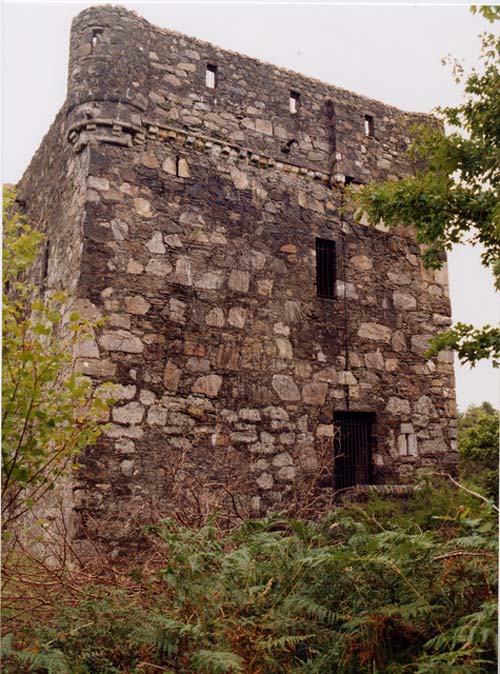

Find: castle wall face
19;6;457;550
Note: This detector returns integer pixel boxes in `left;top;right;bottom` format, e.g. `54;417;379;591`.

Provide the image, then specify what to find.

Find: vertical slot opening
91;28;103;49
290;91;300;114
206;64;217;89
41;241;50;290
364;114;375;137
316;237;336;299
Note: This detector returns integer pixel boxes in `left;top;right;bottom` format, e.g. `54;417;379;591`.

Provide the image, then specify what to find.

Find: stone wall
18;5;457;552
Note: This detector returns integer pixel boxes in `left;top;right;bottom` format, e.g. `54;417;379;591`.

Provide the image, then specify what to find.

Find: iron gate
333;412;375;489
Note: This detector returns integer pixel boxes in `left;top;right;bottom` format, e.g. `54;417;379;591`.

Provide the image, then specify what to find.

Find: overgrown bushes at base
2;485;497;673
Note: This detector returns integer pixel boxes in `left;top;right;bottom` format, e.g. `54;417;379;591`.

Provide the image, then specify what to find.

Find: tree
2;188;111;535
353;6;500;367
458;402;499;502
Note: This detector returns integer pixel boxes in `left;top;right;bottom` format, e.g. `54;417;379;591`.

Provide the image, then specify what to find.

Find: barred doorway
333;412;376;490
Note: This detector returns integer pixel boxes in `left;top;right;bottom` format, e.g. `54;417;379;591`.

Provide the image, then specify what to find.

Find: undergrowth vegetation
2;481;497;674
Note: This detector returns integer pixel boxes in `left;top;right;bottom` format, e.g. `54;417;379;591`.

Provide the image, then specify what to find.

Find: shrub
458;402;499;503
2;188;112;535
2;483;497;673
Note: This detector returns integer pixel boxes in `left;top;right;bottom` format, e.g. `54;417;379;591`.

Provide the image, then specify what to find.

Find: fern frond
4;647;70;674
259;632;315;653
190;649;244;673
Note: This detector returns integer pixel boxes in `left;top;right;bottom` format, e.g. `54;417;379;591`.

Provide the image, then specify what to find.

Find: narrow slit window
290;91;300;114
91;28;103;49
316;237;336;299
206;64;217;89
41;241;50;289
364;114;375;137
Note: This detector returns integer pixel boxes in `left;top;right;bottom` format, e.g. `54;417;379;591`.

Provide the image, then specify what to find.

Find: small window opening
334;412;375;489
175;155;180;176
345;176;363;187
290;91;300;114
91;28;103;49
316;237;336;299
206;64;217;89
364;114;375;137
281;138;298;155
41;241;50;289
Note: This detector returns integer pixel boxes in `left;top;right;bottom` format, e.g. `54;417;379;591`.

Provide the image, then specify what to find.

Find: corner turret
67;6;150;150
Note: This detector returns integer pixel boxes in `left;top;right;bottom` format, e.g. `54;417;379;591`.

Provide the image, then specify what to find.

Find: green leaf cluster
352;7;500;366
458;402;499;502
2;188;112;532
425;323;500;368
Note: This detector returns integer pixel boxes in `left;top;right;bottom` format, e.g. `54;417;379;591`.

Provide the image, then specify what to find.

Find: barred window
316;237;336;299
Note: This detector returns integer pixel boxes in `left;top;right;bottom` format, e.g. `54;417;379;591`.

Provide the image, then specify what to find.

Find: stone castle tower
18;6;457;551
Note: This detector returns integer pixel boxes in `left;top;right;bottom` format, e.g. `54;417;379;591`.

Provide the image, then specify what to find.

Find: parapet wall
67;5;436;186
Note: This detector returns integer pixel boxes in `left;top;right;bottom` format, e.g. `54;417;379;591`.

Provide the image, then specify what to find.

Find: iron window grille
316;237;336;299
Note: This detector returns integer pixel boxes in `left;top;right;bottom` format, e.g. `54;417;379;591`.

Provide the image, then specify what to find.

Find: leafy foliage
458;402;499;502
2;484;497;673
352;7;500;366
425;323;500;368
2;188;112;532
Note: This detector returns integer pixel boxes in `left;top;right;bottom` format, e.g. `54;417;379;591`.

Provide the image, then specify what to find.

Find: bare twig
432;472;499;513
432;550;496;561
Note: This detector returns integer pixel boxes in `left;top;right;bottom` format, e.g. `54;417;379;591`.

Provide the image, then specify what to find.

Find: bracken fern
3;486;497;673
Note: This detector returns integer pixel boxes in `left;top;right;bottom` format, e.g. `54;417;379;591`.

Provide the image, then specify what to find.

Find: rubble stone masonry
17;6;457;552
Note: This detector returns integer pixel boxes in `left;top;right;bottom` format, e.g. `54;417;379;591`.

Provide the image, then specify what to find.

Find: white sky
2;0;498;411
